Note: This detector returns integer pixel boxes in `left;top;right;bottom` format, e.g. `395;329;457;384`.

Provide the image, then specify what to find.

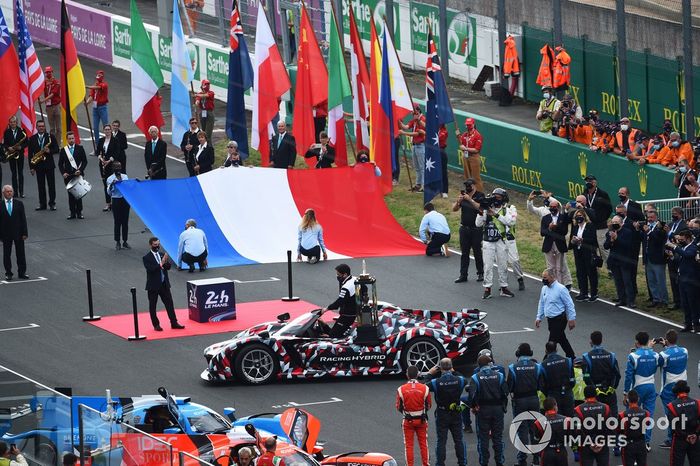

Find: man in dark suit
192;132;215;174
2;116;28;198
583;175;613;264
541;199;571;286
180;118;200;176
639;210;668;307
142;237;185;331
667;230;700;332
111;120;128;172
604;216;637;307
58;131;88;220
144;126;167;180
617;187;644;222
270;121;297;169
28;120;59;211
0;185;28;280
304;131;335;168
665;206;687;310
97;123;126;211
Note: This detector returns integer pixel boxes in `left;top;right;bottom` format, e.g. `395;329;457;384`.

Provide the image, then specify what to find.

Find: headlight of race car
383;459;398;466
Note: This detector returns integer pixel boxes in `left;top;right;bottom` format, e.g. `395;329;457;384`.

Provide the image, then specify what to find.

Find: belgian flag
60;0;85;146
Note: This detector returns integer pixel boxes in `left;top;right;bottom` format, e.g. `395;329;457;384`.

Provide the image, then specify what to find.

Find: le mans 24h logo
509;411;550;454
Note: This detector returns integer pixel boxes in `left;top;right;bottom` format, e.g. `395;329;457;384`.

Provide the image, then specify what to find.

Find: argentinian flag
170;0;194;145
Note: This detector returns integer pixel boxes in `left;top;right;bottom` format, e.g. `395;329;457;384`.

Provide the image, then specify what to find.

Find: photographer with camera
656;329;689;449
453;179;485;283
0;442;27;466
553;94;582;142
589;121;615;153
604;216;637;308
475;188;516;299
665;207;688;311
666;229;700;333
536;85;560;135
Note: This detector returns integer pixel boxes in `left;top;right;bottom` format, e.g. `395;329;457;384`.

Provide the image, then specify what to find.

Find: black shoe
35;206;46;211
188;268;195;273
67;215;76;220
615;302;625;307
122;242;131;249
19;274;29;280
454;276;468;283
115;242;122;251
476;273;484;282
500;287;515;298
463;425;473;433
4;274;12;281
49;205;56;211
518;277;525;291
77;214;84;219
482;288;492;299
612;297;620;303
628;302;636;309
575;294;589;301
171;323;185;330
589;294;598;302
565;284;572;290
154;325;163;331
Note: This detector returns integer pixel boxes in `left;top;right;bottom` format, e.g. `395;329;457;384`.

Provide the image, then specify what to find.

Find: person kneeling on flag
419;203;451;257
177;219;208;273
297;209;327;264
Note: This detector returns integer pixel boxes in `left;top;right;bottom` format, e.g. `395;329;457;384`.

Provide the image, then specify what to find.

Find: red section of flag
135;94;165;136
349;7;369;152
60;0;81;144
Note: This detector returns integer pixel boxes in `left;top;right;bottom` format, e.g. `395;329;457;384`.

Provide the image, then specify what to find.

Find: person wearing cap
195;79;216;142
39;66;61;137
86;70;109;150
666;380;700;465
583;175;613;266
536;85;560;134
399;103;426;192
453;178;485;283
455;118;483;192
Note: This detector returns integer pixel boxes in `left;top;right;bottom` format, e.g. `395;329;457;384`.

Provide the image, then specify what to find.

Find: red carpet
88;300;319;341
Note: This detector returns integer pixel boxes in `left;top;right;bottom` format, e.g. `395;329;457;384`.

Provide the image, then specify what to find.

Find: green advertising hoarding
341;0;400;49
113;19;132;60
204;48;229;89
409;2;476;67
157;33;201;80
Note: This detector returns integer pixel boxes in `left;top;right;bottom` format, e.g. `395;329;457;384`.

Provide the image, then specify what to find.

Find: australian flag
424;29;454;204
226;0;254;159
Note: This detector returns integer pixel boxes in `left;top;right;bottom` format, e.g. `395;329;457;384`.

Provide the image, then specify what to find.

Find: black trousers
329;313;356;338
596;392;618;417
547;389;575;417
36;168;56;207
670;434;700;466
547;313;575;358
610;263;636;306
3;238;26;276
580;446;609;466
540;448;568;466
67;190;83;216
101;177;111;204
182;251;208;270
435;409;466;466
392;137;401;181
679;279;700;328
459;226;483;277
621;439;646;466
475;405;504;466
111;197;130;242
668;261;680;306
9;157;24;195
299;245;320;261
426;232;450;256
512;397;540;464
440;149;448;193
147;287;178;328
574;249;598;296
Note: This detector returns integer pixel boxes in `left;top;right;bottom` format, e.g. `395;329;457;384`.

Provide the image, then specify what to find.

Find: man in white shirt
177;219;208;272
419;203;451;257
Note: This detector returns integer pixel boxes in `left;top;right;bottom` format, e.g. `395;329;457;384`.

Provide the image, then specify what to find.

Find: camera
460;189;466;195
480;196;498;210
637;221;647;227
568;201;577;208
652;337;665;345
532;190;542;196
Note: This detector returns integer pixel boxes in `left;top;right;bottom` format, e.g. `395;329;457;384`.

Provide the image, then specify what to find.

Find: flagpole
191;82;201;129
37;99;46;125
400;137;413;188
343;118;357;161
82;100;97;154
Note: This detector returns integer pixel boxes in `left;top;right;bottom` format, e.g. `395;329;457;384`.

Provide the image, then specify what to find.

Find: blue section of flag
379;33;396;171
117;177;255;267
0;9;11;56
15;0;31;69
170;0;194;146
226;0;254;159
424;30;454;204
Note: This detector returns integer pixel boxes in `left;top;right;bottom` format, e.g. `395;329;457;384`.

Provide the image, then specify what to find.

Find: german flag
60;0;85;145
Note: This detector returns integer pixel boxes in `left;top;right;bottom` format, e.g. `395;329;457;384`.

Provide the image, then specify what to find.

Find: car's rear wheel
234;344;280;384
401;337;446;373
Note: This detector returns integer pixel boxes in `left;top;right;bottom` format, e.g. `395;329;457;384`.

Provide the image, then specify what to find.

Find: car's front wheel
233;344;280;384
400;337;446;373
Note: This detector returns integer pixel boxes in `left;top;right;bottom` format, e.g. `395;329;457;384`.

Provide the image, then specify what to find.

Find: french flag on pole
117;167;423;268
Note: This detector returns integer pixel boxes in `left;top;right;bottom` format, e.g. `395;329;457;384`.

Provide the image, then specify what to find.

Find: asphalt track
2;47;699;466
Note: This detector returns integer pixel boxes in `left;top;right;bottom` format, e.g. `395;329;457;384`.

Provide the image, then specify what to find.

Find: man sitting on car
322;264;357;338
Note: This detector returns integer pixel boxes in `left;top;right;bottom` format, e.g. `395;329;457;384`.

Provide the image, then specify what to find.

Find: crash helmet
491;187;509;203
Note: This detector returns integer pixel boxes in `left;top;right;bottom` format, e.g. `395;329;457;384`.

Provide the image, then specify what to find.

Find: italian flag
130;0;164;135
327;5;352;166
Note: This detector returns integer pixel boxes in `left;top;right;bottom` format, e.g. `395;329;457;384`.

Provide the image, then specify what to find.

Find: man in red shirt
86;70;109;151
195;80;216;143
396;365;432;466
39;66;61;138
455;117;483;192
400;103;426;192
256;437;286;466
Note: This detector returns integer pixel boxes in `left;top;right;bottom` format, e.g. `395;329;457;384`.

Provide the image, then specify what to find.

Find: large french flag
118;167;423;267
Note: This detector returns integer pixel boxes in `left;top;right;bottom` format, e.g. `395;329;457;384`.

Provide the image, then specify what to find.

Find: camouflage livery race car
201;302;491;384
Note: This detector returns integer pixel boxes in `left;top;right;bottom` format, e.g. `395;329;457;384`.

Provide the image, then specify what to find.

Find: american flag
16;0;44;135
229;0;244;51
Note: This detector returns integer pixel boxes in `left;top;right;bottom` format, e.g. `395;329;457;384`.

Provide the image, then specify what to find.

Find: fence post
83;269;101;322
615;0;628;118
581;35;588;113
439;0;449;77
682;0;694;139
497;0;506;88
128;287;147;341
644;48;651;132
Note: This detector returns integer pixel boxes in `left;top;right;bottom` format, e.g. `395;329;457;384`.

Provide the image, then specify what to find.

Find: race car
201;301;491;385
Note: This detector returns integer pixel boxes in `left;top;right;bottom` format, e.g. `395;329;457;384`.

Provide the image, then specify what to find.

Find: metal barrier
638;196;700;223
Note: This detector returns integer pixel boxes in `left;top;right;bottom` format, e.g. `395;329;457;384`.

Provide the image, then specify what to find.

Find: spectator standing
665;380;700;465
639;210;668;307
106;162;130;251
617;389;650;466
0;442;28;466
658;330;689;449
665;207;687;310
425;358;467;466
624;332;659;447
3;116;27;198
453;179;484;283
195;79;215;142
535;269;576;359
584;175;613;265
438;124;449;198
574;385;612;466
540;199;571;288
177;219;208;273
181;118;201;177
297;209;327;264
674;158;697;200
85;70;109;149
399;103;426;192
0;185;28;280
193;132;215;175
144;126;168;180
612;117;639;157
58;132;87;220
536;85;560;135
475;189;515;299
618;187;644;222
271;121;297;169
222;141;243;167
111;120;128;172
27;120;59;211
39;66;61;137
456;118;483;192
581;331;621;418
667;229;700;332
604;216;637;308
142;237;185;331
529;191;575;289
507;343;543;466
542;341;576;417
97;123;125;212
468;354;508;466
396;366;431;466
304;131;335;168
643;132;694;168
418;203;451;257
569;209;599;301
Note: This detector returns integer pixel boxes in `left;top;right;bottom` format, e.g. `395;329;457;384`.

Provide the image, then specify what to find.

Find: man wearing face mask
453;179;485;283
583;175;613;265
638;210;668;307
612;117;639;157
541;200;571;288
643;132;693;168
615;203;642;298
456;118;483;192
142;237;185;331
674;159;697;199
604;216;637;308
323;264;357;338
666;230;700;332
535;269;577;359
665;207;687;311
106;162;130;251
617;187;644;222
536;85;560;135
85;71;109;151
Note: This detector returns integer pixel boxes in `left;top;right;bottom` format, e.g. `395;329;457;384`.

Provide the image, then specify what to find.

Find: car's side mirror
163;427;182;434
277;313;291;322
224;407;236;421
